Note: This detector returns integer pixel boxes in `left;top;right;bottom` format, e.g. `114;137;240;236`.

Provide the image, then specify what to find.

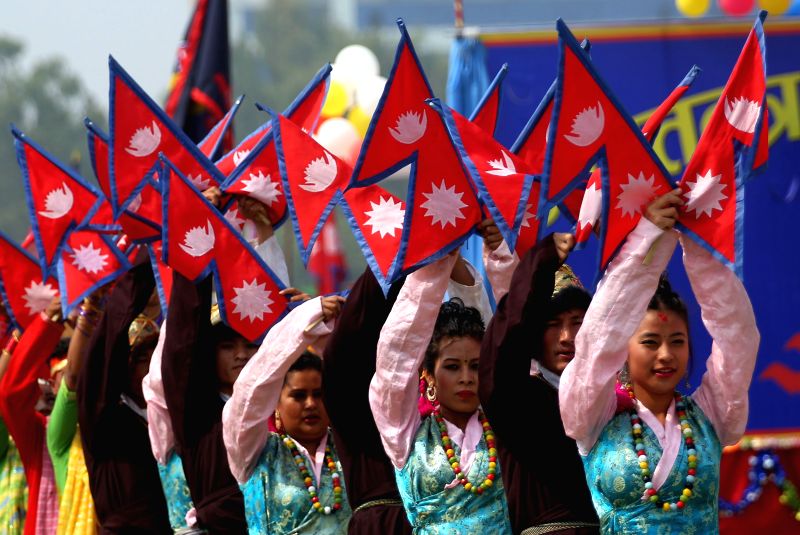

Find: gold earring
426;383;437;402
274;410;283;433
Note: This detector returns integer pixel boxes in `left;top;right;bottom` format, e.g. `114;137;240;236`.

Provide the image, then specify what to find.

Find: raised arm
560;217;678;454
479;234;564;455
78;253;155;451
446;255;493;325
684;237;759;446
368;254;457;469
222;297;334;484
142;321;173;465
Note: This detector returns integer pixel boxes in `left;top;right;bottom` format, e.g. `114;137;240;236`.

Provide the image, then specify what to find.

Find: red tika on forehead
657;312;669;323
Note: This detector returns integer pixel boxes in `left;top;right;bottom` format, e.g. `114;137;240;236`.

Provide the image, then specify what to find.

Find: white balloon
314;117;361;165
354;75;387;116
334;44;380;78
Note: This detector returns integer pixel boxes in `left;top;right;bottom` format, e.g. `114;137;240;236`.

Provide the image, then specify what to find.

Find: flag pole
453;0;464;37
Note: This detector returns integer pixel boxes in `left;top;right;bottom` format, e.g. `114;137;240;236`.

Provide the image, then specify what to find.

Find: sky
1;1;194;108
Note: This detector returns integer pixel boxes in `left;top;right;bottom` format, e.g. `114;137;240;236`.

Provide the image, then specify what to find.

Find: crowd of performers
0;185;758;534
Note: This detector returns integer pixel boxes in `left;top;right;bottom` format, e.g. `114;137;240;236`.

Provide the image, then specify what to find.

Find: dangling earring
274;410;283;433
618;362;630;385
426;383;437;403
684;374;691;390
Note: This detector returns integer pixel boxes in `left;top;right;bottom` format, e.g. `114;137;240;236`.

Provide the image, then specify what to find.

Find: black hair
211;322;241;345
283;350;323;386
647;274;693;371
49;338;70;361
547;286;592;320
129;336;158;365
423;298;485;374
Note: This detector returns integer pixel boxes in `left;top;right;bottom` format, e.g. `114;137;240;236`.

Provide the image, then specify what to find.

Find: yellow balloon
675;0;711;17
760;0;791;14
348;106;372;138
321;80;350;118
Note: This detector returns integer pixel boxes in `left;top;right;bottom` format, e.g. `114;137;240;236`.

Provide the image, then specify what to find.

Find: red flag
108;56;225;216
197;95;243;160
161;158;287;341
147;242;173;319
469;64;507;138
433;100;534;253
575;65;701;247
272;111;351;263
307;214;347;295
13;127;104;276
0;232;59;330
56;231;132;314
340;184;405;290
544;20;675;270
677;13;767;276
86;120;162;241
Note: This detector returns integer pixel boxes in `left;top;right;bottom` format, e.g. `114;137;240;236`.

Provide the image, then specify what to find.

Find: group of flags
0;2;770;345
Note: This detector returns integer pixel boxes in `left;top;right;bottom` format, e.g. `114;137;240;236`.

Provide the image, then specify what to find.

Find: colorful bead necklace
624;384;698;512
281;435;343;515
433;409;497;495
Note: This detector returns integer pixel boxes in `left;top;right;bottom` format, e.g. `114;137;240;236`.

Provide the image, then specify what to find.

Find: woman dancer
560;191;759;533
369;252;512;534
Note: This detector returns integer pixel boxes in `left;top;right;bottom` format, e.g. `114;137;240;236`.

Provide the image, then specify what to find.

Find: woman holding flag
369;250;513;534
559;191;759;533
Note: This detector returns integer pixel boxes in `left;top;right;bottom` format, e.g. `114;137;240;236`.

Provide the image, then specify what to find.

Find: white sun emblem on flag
684;170;728;219
615;172;659;218
224;207;246;231
421;180;468;229
520;203;536;229
22;280;57;315
187;173;211;191
70;242;110;274
231;279;274;322
241;171;282;206
364;195;405;238
578;181;603;228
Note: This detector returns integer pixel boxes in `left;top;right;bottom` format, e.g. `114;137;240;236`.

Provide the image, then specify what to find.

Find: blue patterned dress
157;451;194;531
582;397;721;534
240;430;351;534
395;416;512;535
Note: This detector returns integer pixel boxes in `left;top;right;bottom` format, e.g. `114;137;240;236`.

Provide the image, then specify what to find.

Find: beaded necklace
624;384;698;511
280;435;343;515
433;409;497;495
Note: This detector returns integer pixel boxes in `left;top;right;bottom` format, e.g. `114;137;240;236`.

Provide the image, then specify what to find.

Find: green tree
0;35;104;240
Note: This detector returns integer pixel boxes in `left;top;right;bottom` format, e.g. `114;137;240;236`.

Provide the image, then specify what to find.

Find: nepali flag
0;231;59;331
339;183;405;291
432;98;534;252
160;157;287;341
469;63;507;138
677;12;768;277
108;56;226;216
307;213;347;295
85;119;162;241
165;0;232;148
56;230;132;315
350;19;437;186
575;64;701;246
218;65;331;225
544;19;675;270
271;110;350;264
13;127;107;277
196;94;243;160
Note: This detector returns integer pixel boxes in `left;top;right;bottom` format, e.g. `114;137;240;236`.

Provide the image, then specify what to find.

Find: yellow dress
56;433;96;535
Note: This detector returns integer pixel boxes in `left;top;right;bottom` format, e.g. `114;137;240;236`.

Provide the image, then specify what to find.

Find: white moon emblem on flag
389;110;427;144
125;121;162;158
724;97;761;134
38;182;74;219
300;151;338;192
564;102;604;147
180;220;215;257
485;151;517;177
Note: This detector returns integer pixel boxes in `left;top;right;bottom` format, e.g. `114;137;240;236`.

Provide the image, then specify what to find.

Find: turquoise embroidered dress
395;416;512;535
240;430;351;535
582;398;721;534
157;451;194;531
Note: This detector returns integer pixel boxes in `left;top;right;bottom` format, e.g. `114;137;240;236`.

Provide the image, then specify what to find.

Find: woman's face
216;336;259;395
627;309;689;398
429;336;481;417
276;369;329;445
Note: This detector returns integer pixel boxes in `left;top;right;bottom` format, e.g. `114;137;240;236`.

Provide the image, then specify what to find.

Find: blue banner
483;19;800;432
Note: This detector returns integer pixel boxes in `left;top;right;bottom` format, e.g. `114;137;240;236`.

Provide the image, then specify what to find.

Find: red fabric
0;314;64;535
308;214;347;295
720;446;800;534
